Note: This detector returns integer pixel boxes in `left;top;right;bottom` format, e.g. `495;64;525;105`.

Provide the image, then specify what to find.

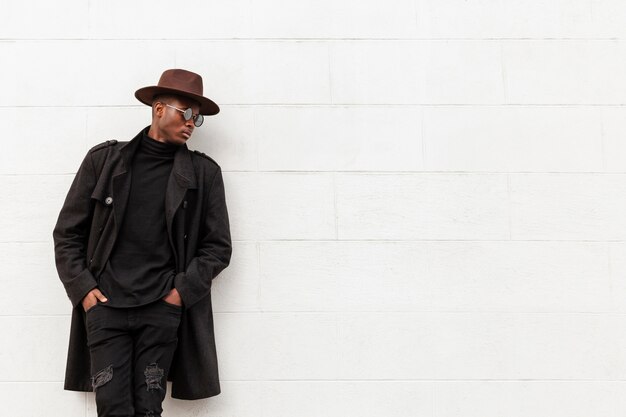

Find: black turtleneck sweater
98;131;179;307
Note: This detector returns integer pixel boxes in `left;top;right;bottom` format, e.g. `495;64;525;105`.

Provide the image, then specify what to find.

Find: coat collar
114;126;198;190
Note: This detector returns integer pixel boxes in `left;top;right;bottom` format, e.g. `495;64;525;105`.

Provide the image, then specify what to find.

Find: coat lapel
111;130;142;236
165;143;198;238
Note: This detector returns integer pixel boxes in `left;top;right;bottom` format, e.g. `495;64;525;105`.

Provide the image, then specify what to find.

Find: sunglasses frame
163;103;204;127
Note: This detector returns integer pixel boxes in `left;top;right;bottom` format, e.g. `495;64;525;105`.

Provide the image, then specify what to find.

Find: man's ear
152;101;164;118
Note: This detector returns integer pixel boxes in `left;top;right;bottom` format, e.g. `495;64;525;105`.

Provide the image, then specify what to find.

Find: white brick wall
1;0;626;416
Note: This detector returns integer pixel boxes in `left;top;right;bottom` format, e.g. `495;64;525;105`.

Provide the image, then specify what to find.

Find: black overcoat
52;126;232;400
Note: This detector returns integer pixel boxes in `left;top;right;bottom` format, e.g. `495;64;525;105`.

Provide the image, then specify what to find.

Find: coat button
184;234;187;240
105;196;113;205
183;200;188;209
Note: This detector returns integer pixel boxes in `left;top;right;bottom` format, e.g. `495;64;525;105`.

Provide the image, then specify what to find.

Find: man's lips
182;130;192;138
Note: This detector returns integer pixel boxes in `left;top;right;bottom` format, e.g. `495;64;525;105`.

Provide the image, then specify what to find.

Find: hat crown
157;69;204;97
134;68;220;115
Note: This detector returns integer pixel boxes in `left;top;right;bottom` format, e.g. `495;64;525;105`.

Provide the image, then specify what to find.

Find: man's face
152;95;201;146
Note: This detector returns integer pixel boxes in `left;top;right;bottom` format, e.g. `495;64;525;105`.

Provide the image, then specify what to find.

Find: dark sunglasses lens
183;108;193;121
194;114;204;127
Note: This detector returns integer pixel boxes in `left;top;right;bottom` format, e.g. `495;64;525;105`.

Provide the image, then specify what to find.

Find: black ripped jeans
84;299;182;417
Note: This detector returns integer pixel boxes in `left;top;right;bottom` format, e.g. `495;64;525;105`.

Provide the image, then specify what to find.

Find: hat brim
135;86;220;115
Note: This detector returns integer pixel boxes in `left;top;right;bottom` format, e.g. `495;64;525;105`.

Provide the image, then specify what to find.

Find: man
53;69;232;416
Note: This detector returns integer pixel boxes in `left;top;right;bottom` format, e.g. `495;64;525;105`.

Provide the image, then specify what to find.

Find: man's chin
167;136;187;146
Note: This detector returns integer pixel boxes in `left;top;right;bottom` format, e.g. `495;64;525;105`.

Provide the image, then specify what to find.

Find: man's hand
81;288;108;312
162;288;183;307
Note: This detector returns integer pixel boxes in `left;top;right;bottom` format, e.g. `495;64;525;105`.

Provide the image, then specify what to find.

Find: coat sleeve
53;151;99;308
174;166;232;309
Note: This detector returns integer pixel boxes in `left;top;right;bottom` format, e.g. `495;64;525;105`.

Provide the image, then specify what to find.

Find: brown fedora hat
135;69;220;115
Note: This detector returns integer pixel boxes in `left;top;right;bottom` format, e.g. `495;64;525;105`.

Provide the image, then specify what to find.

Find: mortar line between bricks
6;104;626;108
209;378;626;382
5;311;626;316
2;37;626;41
4;239;626;243
4;378;626;383
8;171;626;175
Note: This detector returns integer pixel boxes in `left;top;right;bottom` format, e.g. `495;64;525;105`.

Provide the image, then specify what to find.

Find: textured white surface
2;0;626;416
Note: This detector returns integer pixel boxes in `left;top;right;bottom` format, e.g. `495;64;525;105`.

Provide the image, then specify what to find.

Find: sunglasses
164;103;204;127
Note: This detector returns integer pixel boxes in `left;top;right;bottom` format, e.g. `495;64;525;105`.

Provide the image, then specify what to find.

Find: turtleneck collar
141;129;179;157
